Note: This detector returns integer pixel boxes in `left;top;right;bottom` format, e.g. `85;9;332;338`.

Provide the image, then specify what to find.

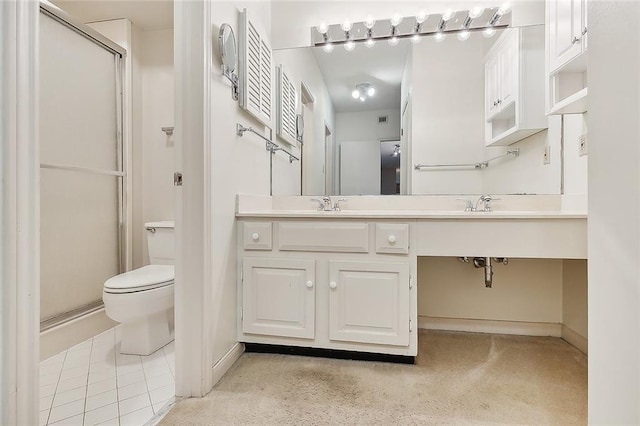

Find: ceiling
51;0;173;31
311;39;410;113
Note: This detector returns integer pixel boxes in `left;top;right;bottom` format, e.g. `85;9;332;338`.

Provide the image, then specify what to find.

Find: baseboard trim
561;325;588;354
212;342;245;386
418;316;562;337
40;308;117;361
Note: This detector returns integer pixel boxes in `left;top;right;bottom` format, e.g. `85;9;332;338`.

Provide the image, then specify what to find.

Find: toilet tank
145;221;174;265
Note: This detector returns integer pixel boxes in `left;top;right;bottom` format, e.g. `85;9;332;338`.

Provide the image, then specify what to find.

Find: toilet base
120;311;174;356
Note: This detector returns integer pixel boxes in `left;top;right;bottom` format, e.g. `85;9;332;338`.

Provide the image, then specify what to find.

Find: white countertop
236;210;587;219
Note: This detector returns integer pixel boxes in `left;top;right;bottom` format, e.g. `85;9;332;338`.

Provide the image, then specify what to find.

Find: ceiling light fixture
364;15;376;29
352;82;376;102
312;7;511;50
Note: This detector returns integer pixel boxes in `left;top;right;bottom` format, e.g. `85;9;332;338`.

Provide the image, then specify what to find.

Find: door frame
1;0;40;423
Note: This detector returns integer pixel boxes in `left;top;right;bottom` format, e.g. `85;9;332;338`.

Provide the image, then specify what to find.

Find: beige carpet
161;330;587;425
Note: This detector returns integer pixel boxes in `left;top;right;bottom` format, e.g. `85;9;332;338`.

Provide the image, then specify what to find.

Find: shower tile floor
39;326;175;426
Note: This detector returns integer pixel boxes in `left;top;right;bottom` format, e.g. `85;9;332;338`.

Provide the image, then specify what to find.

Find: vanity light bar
311;7;511;47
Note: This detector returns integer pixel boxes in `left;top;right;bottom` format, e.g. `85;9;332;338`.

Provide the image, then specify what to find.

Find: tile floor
39;326;175;426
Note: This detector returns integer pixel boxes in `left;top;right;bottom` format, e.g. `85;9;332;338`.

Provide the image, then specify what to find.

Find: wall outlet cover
579;134;588;156
543;145;551;165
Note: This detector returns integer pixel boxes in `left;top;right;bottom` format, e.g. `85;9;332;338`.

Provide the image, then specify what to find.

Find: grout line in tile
80;334;95;426
46;349;69;426
113;328;121;425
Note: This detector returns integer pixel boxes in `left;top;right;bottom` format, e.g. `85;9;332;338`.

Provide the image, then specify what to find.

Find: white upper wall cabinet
546;0;588;115
276;65;298;146
238;9;273;128
484;27;547;146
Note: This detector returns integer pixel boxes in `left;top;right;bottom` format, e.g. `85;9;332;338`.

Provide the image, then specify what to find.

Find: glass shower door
39;11;125;325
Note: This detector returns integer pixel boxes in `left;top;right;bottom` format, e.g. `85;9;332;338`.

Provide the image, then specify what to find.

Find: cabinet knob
572;36;581;45
306;280;314;288
388;235;397;244
329;281;337;289
251;233;260;241
582;27;588;36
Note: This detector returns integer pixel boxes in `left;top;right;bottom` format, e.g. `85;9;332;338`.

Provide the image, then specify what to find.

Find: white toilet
103;221;175;356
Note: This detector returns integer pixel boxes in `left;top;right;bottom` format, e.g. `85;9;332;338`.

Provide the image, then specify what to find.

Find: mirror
296;114;304;142
218;23;239;100
218;23;237;72
273;24;560;196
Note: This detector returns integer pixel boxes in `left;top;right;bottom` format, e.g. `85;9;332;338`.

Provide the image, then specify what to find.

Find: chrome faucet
333;198;348;211
476;194;499;212
311;196;332;211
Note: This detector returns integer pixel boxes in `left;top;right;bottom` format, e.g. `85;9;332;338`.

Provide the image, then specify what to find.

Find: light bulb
483;27;496;38
367;86;375;97
416;10;428;24
498;2;511;15
360;96;366;102
388;36;399;46
364;38;376;48
442;9;454;21
340;20;353;32
364;15;376;29
344;40;355;51
391;13;403;27
352;89;360;99
411;34;421;44
322;43;334;53
457;30;470;41
469;6;484;19
435;32;446;42
317;22;328;34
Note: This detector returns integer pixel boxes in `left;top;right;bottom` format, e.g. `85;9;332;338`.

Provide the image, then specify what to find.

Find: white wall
335;109;400;195
482;117;561;194
562;259;587;346
562;113;588;196
208;0;298;369
410;36;485;195
588;1;640;422
270;1;545;49
272;47;335;196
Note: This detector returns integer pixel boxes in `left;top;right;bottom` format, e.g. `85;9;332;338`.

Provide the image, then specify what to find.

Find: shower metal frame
39;2;129;329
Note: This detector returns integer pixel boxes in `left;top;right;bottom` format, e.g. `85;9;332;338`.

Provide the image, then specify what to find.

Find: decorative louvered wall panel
276;65;298;146
239;9;272;128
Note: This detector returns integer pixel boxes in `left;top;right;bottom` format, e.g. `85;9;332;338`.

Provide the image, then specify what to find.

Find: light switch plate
579;134;588;156
543;145;551;164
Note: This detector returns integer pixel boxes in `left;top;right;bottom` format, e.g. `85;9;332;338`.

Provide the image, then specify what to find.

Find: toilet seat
104;265;174;294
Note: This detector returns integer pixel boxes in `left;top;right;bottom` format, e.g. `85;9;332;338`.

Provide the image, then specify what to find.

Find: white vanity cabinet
328;260;410;346
237;220;417;357
484;27;547;146
545;0;588;114
242;257;316;339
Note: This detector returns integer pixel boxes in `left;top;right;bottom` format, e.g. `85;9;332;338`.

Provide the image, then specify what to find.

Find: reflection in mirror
218;23;239;100
273;24;559;196
218;23;237;72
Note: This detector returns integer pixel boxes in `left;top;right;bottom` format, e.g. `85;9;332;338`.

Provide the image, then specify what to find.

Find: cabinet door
242;257;315;339
485;53;500;119
328;260;410;346
548;0;584;73
499;30;519;110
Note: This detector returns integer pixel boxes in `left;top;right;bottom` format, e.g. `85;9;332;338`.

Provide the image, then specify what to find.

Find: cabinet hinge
240;271;243;282
241;308;243;320
409;275;413;289
409;319;413;332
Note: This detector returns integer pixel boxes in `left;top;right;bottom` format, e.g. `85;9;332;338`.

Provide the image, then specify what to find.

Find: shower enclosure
39;4;127;329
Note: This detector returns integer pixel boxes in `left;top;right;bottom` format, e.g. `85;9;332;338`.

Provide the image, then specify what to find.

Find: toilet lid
104;265;174;294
